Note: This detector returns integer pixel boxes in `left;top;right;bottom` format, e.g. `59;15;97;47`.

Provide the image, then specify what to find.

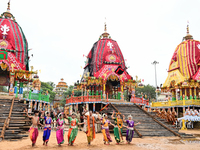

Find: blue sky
1;0;200;87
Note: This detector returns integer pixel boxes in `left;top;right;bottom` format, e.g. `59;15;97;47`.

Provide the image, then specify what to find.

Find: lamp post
152;61;159;101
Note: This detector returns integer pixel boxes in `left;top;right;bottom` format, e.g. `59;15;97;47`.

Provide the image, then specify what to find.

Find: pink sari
56;119;65;145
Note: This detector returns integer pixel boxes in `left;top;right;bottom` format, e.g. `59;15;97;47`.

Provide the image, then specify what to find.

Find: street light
152;61;159;101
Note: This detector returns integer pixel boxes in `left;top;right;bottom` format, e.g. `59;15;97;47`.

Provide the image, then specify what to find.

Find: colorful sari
101;118;112;143
86;116;95;143
113;118;123;143
68;117;79;144
56;118;65;145
126;120;134;142
43;116;52;143
29;126;38;144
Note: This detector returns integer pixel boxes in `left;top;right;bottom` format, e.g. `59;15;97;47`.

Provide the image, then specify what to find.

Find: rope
0;98;15;140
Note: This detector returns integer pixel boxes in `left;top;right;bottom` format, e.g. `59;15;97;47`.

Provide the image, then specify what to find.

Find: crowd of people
154;108;177;125
24;107;141;147
154;108;200;129
177;109;200;129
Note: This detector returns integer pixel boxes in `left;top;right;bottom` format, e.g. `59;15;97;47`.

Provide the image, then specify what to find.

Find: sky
1;0;200;87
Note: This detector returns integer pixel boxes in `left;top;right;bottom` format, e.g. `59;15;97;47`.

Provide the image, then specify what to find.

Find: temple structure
54;78;68;102
77;23;143;101
66;24;148;114
0;2;49;113
0;2;35;97
152;24;200;117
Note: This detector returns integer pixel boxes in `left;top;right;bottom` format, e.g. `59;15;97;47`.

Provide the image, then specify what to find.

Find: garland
117;118;123;128
16;72;24;79
25;72;31;79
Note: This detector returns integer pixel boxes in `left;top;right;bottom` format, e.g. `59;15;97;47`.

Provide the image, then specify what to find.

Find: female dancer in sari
55;113;67;146
111;111;124;144
42;112;52;146
123;115;141;144
100;114;114;145
66;113;84;146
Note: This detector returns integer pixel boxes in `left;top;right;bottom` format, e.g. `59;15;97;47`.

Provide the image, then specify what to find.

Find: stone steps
102;104;182;138
0;97;30;140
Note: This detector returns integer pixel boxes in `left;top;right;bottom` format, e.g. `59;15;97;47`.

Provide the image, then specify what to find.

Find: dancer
66;113;84;146
41;112;52;146
25;108;43;147
100;114;114;145
83;110;97;145
111;111;124;144
55;113;67;146
123;115;140;144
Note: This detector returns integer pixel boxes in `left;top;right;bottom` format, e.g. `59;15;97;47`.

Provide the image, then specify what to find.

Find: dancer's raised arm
111;111;115;119
135;122;141;126
25;108;33;119
123;115;126;122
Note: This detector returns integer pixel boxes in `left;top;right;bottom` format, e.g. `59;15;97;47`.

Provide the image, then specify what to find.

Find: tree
135;84;156;102
63;85;82;98
46;82;55;88
41;82;56;103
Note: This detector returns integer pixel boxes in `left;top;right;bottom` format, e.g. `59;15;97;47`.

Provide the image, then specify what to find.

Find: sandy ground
1;129;200;150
